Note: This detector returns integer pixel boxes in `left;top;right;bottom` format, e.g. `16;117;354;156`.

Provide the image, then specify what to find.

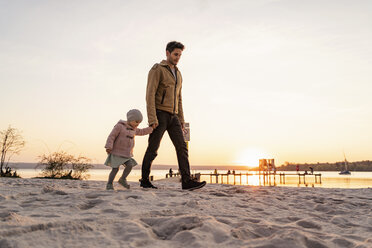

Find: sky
1;0;371;167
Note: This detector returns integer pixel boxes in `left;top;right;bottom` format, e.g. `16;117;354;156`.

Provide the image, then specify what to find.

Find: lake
13;168;372;189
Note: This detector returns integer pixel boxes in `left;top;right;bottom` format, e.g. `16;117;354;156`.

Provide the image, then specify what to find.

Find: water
14;168;372;189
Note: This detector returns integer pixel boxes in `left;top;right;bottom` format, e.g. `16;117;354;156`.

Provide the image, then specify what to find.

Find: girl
105;109;153;190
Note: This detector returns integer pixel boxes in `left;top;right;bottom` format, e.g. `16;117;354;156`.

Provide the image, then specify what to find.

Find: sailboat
339;152;351;175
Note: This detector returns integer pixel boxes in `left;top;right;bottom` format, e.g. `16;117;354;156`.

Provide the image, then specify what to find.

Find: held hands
151;123;159;129
106;148;112;154
150;123;184;131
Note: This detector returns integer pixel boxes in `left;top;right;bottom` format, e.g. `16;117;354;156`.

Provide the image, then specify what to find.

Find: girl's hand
106;148;112;154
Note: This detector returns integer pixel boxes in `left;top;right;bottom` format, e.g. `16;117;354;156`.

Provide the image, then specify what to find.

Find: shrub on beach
1;166;20;178
37;151;93;180
0;125;25;178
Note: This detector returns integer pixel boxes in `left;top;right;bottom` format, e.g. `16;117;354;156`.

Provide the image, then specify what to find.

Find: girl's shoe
118;177;130;189
106;183;114;190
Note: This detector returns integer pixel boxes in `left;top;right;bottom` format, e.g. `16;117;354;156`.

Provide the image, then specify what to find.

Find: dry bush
0;126;25;177
37;151;92;180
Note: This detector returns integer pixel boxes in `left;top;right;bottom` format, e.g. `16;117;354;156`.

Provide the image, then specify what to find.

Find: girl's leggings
107;164;133;184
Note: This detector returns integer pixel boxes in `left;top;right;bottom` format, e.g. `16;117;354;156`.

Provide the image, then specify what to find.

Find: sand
0;177;371;248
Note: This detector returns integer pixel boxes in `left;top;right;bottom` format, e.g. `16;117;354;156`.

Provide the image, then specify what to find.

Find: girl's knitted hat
127;109;143;122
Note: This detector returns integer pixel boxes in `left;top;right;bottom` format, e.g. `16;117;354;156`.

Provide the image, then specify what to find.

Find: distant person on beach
169;168;173;177
310;167;314;174
141;41;206;190
296;164;300;174
104;109;153;190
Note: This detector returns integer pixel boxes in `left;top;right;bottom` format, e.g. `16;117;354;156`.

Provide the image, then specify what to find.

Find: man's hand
181;123;185;132
151;123;159;129
106;148;112;154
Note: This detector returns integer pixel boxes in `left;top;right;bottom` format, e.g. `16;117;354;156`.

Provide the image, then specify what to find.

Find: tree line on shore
277;161;372;172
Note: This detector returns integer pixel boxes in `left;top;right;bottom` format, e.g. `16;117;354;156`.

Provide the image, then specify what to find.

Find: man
140;41;206;190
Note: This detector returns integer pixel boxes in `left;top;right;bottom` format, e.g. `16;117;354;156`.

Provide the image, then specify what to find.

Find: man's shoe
140;179;158;189
118;177;130;189
182;179;206;190
106;183;114;190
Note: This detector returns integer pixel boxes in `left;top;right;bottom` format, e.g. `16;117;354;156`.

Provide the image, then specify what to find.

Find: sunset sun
235;148;270;168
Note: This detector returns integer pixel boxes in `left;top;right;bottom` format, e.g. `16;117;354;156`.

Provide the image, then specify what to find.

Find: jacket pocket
161;89;166;104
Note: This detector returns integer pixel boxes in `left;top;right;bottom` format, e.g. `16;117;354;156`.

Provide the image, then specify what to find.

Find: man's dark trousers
142;110;191;181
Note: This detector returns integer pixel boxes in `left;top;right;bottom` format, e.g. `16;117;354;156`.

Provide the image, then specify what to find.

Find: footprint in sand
216;217;232;225
84;193;108;199
231;228;261;240
251;207;264;212
235;203;248;208
273;216;300;224
288;216;301;222
252;225;278;237
210;192;232;197
41;186;67;195
119;211;130;217
304;238;328;248
330;216;354;228
314;204;330;212
296;220;321;229
332;238;354;248
126;195;141;199
313;197;325;204
244;218;261;224
80;183;90;189
43;214;60;218
78;199;104;210
330;198;345;204
101;208;118;213
141;215;203;240
185;199;198;207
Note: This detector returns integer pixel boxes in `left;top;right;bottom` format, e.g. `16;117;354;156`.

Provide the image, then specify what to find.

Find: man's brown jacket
146;60;184;126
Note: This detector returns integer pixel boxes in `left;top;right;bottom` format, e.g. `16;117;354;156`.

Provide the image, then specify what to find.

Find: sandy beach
0;177;371;248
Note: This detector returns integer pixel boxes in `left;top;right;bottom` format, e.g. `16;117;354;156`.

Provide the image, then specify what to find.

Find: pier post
270;173;272;185
259;171;261;184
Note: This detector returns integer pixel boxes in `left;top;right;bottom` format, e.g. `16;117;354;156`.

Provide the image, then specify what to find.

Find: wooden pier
194;172;322;186
165;170;322;186
199;172;256;185
279;172;322;184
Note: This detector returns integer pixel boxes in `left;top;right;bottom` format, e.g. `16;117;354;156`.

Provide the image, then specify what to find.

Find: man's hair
166;41;185;53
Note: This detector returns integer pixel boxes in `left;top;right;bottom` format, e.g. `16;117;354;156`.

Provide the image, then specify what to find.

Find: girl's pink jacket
105;120;153;158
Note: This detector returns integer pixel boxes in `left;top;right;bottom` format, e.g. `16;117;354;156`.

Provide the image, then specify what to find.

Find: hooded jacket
146;60;184;126
105;120;153;158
